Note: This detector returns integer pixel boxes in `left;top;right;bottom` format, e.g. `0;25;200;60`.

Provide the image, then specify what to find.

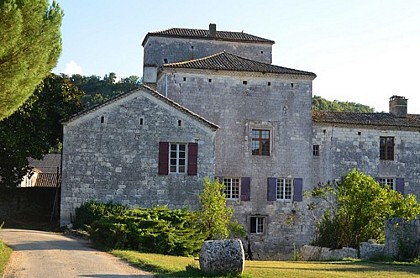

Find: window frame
379;178;395;190
380;136;394;161
251;129;271;156
276;178;293;201
169;143;187;174
313;145;320;156
223;177;241;200
250;216;265;235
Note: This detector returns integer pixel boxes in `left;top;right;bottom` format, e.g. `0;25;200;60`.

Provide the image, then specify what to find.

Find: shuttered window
267;177;303;202
158;142;198;176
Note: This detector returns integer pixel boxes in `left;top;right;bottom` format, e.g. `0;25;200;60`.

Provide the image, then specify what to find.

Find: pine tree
0;0;63;120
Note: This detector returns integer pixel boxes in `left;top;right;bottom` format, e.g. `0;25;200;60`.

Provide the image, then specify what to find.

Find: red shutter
158;142;169;175
187;143;198;176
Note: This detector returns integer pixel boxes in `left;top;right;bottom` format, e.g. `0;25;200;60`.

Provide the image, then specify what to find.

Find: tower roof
142;27;275;46
163;51;316;77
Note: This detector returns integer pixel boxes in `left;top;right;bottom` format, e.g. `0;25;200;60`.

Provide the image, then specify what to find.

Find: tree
0;0;63;120
0;74;84;187
197;177;245;239
312;95;375;112
68;73;140;108
308;169;420;248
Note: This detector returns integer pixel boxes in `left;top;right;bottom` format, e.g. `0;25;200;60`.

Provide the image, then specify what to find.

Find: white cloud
64;60;83;75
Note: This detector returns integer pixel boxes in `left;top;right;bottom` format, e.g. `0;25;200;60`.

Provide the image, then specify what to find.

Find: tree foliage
312;95;375;112
68;73;140;108
308;169;420;248
197;177;245;240
0;0;63;120
0;74;84;187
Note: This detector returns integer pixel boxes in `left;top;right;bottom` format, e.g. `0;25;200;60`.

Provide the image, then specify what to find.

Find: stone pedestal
199;239;245;275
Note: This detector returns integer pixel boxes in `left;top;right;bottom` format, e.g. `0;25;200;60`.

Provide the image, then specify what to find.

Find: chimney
209;23;216;36
389;95;408;117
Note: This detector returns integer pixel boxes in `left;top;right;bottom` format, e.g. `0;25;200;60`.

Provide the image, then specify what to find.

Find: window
276;178;293;200
170;143;186;173
223;178;240;199
243;80;248;85
252;129;270;156
379;178;395;189
159;142;198;176
313;145;320;156
380;137;394;160
250;216;264;234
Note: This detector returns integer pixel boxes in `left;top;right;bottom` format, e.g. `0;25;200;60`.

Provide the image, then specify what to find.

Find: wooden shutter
187;143;198;176
240;177;251;201
267;177;277;201
293;178;303;202
395;178;405;195
158;142;169;175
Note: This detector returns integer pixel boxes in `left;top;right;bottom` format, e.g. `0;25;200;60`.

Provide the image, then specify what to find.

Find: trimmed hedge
73;202;206;256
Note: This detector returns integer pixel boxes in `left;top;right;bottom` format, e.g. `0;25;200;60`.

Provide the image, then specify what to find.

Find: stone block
199;239;245;275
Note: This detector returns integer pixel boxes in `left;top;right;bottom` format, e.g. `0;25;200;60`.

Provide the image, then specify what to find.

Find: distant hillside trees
68;73;141;108
312;95;374;112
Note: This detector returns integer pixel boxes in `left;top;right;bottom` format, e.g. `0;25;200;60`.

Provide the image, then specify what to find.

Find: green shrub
88;206;206;256
73;201;127;229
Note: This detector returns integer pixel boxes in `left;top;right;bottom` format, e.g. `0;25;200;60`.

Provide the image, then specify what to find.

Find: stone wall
312;124;420;198
158;69;315;259
60;88;216;226
385;217;420;259
143;36;272;69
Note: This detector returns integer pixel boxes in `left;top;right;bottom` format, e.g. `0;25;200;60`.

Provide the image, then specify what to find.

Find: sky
53;0;420;113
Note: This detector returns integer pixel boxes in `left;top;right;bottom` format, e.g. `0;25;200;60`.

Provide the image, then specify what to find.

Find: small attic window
358;131;361;136
260;51;264;54
183;77;186;82
290;83;294;88
268;82;271;86
191;45;194;49
163;58;168;63
178;120;182;127
140;117;144;125
243;81;248;85
208;79;212;83
100;116;105;124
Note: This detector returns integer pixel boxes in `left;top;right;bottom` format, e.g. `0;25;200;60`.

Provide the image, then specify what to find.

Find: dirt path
0;228;153;278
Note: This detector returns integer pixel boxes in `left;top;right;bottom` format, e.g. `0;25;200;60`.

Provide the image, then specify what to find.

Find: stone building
60;86;218;225
61;24;420;259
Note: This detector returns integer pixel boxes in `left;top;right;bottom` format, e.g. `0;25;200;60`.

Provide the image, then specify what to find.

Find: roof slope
313;110;420;128
28;154;61;173
142;27;274;46
65;85;219;131
163;51;316;77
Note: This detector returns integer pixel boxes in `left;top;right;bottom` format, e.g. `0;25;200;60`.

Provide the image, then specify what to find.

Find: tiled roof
65;85;219;131
28;154;61;173
163;51;316;77
312;111;420;128
142;27;275;46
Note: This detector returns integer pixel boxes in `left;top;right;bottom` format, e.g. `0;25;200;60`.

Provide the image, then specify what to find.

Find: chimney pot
209;23;216;36
389;95;408;117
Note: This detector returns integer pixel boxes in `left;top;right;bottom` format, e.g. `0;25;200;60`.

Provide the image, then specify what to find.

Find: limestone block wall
158;70;315;259
60;90;216;226
143;36;272;68
312;124;420;198
385;217;420;259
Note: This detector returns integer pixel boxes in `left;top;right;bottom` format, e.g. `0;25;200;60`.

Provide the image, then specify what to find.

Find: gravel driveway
0;228;153;278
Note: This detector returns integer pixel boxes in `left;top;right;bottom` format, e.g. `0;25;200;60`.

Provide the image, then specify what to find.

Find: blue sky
54;0;420;113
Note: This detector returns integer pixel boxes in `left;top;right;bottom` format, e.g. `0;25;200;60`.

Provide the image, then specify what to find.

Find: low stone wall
385;217;420;259
359;240;385;259
301;245;357;261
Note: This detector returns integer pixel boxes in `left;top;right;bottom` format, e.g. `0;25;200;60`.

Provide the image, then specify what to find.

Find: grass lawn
0;240;12;276
111;250;420;278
